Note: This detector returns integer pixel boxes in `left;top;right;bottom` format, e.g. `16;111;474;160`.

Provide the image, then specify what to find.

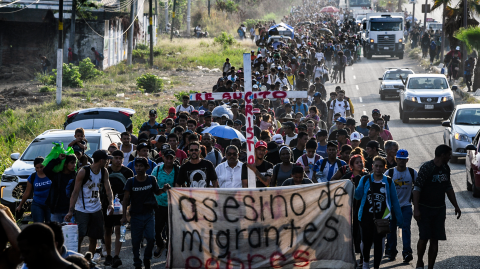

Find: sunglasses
159;129;165;132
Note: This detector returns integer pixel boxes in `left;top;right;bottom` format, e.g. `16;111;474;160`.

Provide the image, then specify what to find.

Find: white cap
211;122;219;126
456;46;460;50
350;131;364;141
272;134;284;144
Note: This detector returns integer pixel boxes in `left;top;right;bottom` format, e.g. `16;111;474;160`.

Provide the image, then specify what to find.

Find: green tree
454;27;480;91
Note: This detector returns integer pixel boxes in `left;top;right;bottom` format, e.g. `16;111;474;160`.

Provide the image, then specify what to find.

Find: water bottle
119;225;126;243
113;194;120;214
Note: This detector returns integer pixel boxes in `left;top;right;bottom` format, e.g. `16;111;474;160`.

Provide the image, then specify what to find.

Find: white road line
363;111;366;115
353;75;356;79
356;85;359;90
359;97;363;102
352;67;354;70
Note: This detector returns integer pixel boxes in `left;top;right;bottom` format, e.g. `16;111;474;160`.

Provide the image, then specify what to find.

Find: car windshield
371;22;403;31
21;136;100;161
407;77;449;89
384;71;413;80
455;109;480;125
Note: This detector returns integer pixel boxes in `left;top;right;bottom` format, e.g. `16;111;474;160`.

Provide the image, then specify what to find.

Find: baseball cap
92;149;113;161
161;143;171;152
372;109;380;114
234;119;242;125
253;85;259;89
191;110;199;115
396;149;409;159
199;110;205;116
335;117;347;124
253;108;261;114
366;140;380;149
350;131;363;141
221;114;229;118
317;129;328;136
163;149;176;157
456;46;460;50
134;157;149;168
255;141;268;149
272;134;284;144
149;109;157;115
137;142;151;151
297;123;307;130
314;92;322;98
337;129;348;136
204;111;213;117
158;123;166;129
231;102;239;107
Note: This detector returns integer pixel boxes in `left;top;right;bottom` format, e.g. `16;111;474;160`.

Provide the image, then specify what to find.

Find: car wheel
366;53;372;59
390;54;394;58
380;93;385;100
399;105;403;120
402;111;409;123
467;170;473;191
473;176;480;197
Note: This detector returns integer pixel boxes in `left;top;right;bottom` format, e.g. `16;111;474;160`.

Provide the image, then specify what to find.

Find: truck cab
362;13;405;59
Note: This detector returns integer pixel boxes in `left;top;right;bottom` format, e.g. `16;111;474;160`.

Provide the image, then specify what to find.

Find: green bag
42;142;75;172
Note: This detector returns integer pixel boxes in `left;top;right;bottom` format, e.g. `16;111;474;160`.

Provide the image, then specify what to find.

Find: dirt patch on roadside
0;82;52;112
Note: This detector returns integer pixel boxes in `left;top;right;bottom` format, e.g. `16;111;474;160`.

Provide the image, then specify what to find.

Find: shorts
75;210;104;239
417;205;447;240
104;214;122;228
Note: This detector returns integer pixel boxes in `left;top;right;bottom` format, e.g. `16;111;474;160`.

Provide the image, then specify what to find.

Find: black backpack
66;165;106;209
72;53;79;61
45;59;51;66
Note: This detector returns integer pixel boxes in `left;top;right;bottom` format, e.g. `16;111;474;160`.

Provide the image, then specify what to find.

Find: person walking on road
413;145;461;269
355;156;403;269
384;149;417;263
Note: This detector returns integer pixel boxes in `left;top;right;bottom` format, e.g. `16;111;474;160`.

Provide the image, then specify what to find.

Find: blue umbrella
406;16;418;21
202;125;246;142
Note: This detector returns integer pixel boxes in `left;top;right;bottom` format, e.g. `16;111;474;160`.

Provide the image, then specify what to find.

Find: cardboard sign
166;180;356;269
189;91;308;101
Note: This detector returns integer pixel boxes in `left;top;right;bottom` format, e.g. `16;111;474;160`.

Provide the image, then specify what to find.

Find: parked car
442;104;480;162
465;129;480;197
64;107;135;132
399;74;457;123
378;68;414;100
0;128;121;217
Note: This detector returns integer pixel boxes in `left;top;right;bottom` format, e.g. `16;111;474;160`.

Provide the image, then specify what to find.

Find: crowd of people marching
0;1;463;269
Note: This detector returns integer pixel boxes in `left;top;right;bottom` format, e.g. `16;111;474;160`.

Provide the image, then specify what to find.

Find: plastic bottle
119;225;126;243
113;194;120;214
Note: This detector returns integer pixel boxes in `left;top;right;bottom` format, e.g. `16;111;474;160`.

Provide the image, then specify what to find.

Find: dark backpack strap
30;172;37;186
81;166;91;210
388;168;394;179
301;155;308;166
408;168;415;182
319;159;328;172
335;159;342;170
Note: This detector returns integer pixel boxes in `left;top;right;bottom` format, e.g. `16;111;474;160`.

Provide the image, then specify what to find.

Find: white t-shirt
315;52;324;62
329;98;350;120
296;155;322;179
285;134;297;146
176;104;194;114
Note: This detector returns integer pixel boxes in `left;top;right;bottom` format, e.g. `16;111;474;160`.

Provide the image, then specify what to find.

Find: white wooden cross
189;54;308;188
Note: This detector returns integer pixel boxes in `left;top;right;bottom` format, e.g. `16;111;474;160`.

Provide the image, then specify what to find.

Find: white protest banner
166;180;356;269
189;91;308;101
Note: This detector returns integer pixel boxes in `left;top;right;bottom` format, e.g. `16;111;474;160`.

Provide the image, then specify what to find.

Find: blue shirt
355;126;369;137
140;121;161;135
293;103;308;116
127;159;157;176
28;173;52;205
313;158;346;183
316;143;328;158
151;164;175;207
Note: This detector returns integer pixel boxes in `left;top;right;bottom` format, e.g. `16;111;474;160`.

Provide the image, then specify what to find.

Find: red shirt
175;149;187;164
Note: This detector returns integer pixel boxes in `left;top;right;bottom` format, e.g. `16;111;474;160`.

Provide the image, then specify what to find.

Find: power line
0;0;23;8
78;0;145;40
0;0;41;13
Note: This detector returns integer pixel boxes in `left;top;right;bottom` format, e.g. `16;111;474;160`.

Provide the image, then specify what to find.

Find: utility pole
423;0;427;30
56;0;64;105
149;0;153;66
155;0;159;33
462;0;467;69
186;0;191;37
69;0;76;57
127;0;135;65
440;3;445;64
208;0;210;17
412;2;415;29
170;0;176;41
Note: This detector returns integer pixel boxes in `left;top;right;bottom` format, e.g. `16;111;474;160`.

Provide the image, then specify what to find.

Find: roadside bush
39;86;55;93
136;43;149;50
35;72;52;85
136;73;164;93
132;47;164;59
174;90;198;101
51;63;84;88
214;32;236;48
79;58;103;81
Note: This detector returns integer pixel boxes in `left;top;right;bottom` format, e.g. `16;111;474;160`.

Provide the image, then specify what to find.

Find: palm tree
455;27;480;91
431;0;480;52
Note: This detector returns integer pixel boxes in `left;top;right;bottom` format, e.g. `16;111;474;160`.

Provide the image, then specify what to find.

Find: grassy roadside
0;37;254;176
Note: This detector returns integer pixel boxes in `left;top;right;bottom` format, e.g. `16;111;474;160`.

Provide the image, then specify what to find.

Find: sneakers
104;255;113;266
112;255;123;268
101;244;108;257
154;245;165;258
144;259;151;269
403;253;414;263
362;261;370;269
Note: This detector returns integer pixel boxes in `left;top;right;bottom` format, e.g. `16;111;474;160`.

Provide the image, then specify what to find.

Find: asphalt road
333;54;480;269
79;56;480;269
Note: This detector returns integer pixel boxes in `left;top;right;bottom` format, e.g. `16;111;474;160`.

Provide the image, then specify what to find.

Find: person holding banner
355;156;403;269
271;146;295;187
281;166;314;186
241;141;273;188
215;145;243;188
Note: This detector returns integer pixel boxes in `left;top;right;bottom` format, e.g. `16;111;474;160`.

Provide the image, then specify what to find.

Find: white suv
399;74;458;123
378;68;414;100
0;128;121;217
